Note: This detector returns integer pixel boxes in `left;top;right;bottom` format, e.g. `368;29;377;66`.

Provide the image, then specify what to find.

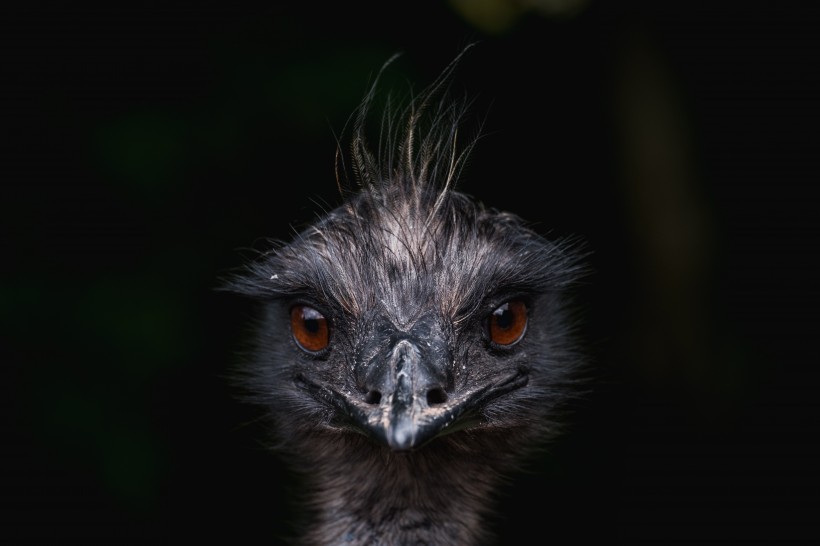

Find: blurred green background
3;2;818;543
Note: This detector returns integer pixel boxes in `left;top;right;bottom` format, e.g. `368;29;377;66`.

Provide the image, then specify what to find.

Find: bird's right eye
290;305;329;353
488;300;528;346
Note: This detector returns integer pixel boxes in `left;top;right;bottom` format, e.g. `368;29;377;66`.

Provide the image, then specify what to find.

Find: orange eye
290;305;329;353
488;300;528;346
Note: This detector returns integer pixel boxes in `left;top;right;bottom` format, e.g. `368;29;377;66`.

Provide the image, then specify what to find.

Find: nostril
426;387;447;405
365;390;382;405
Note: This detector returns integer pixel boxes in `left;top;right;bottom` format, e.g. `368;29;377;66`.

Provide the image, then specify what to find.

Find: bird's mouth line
294;368;529;445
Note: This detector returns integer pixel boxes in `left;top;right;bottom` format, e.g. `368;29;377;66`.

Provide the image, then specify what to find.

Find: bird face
236;183;583;454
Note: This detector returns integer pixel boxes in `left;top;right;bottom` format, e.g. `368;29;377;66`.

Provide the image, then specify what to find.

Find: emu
224;51;589;546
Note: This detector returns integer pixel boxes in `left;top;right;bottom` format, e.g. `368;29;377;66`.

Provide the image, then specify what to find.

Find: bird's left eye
290;305;329;353
488;300;528;346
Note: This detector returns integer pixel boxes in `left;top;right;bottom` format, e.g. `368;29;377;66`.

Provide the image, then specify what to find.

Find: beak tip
386;421;416;451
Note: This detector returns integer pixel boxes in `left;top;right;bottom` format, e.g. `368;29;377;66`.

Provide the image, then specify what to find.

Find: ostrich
224;51;589;546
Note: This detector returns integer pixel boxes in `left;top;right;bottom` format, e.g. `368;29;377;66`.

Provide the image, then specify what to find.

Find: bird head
224;51;588;455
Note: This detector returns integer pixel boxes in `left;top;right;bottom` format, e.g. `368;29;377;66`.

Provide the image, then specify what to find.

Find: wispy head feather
336;45;482;225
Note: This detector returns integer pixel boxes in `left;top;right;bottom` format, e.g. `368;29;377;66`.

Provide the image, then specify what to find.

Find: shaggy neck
296;439;506;546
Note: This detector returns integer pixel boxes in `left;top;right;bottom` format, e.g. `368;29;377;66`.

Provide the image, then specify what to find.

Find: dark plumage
223;50;589;546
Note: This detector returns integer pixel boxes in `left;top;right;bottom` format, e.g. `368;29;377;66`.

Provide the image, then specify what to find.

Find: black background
3;2;819;544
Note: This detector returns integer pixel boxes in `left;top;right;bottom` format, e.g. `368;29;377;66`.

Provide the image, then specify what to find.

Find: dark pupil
494;304;512;329
301;307;323;333
303;317;319;333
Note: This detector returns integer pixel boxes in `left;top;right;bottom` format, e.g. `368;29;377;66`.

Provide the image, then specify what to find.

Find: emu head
225;53;587;466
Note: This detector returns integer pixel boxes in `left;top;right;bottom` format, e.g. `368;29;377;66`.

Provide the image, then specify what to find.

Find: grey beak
362;339;448;450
